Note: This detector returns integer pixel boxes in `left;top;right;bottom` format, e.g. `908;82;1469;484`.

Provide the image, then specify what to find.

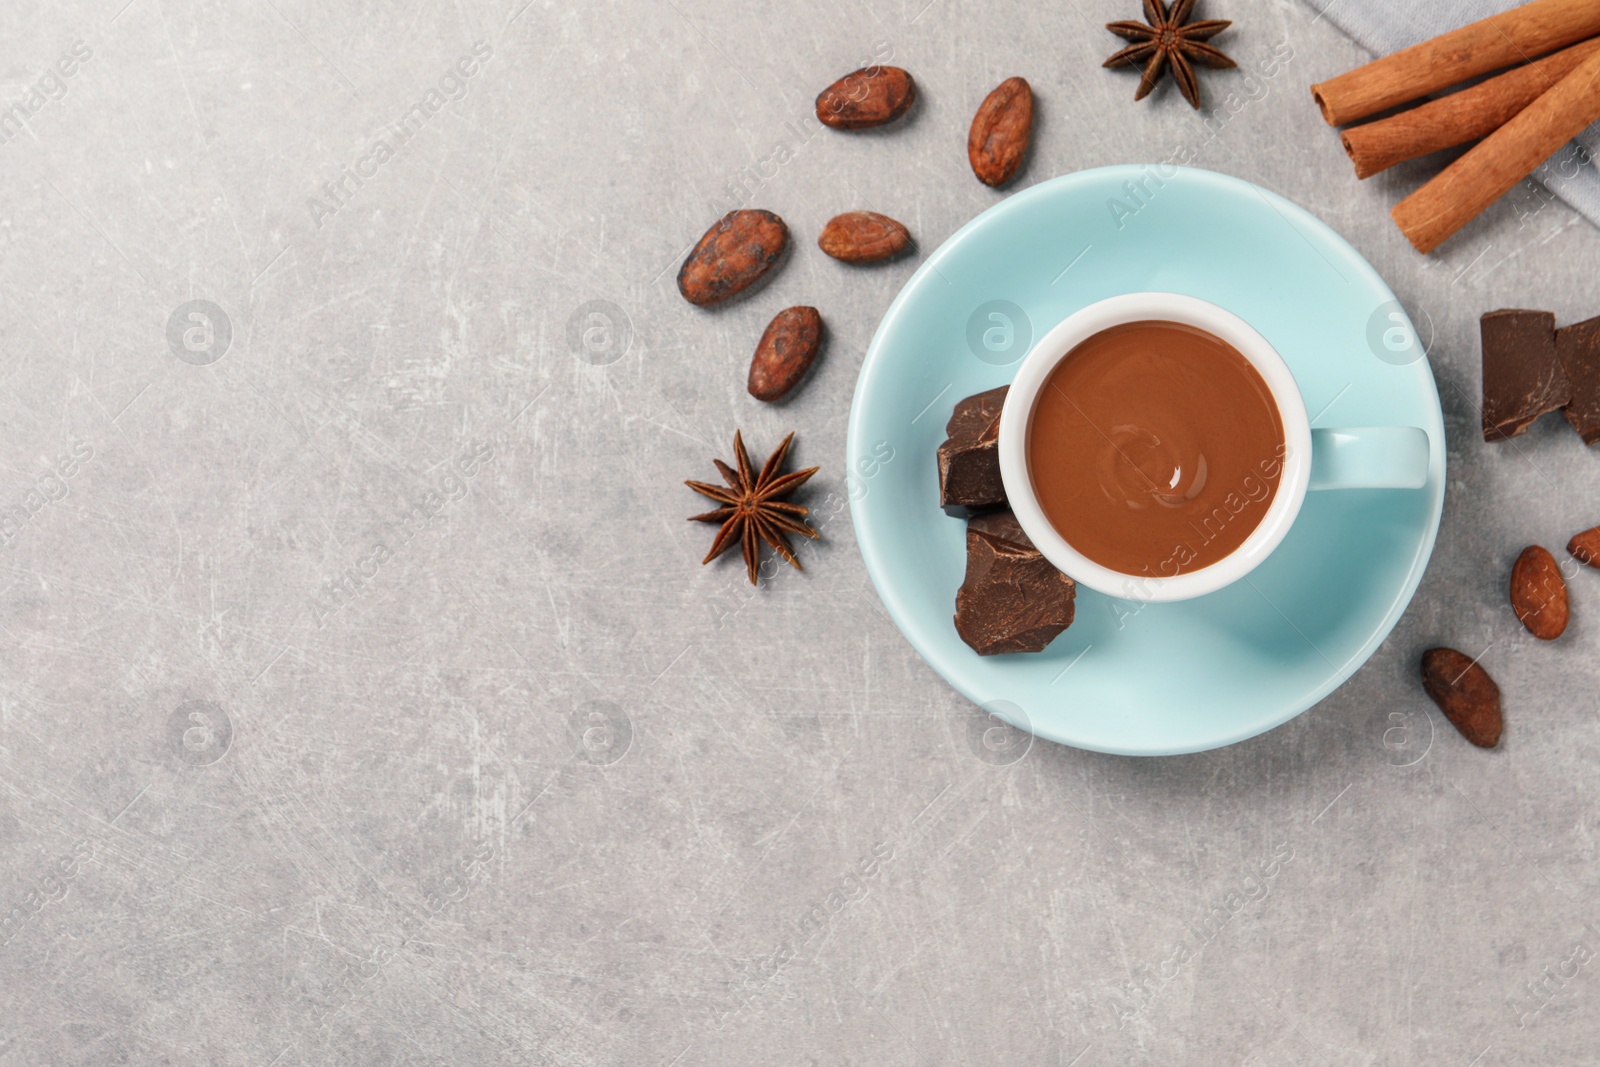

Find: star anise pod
687;430;819;585
1104;0;1234;109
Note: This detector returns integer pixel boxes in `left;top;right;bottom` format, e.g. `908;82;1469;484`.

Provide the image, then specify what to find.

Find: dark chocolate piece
1557;315;1600;445
954;509;1075;656
966;509;1030;547
937;385;1008;516
1481;309;1568;441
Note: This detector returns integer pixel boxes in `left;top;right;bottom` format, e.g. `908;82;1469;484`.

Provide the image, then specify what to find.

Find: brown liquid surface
1027;320;1285;578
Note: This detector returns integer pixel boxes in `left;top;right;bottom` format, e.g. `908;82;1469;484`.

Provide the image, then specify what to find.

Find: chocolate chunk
954;509;1075;656
1557;315;1600;444
1481;309;1569;441
966;508;1031;546
938;386;1008;516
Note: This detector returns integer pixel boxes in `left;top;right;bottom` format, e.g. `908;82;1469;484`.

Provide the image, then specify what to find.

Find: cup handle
1309;427;1430;491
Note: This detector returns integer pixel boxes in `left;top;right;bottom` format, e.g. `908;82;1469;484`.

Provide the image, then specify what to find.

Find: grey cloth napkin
1308;0;1600;228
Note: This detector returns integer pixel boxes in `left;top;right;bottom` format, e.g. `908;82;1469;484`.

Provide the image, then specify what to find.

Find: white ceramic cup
996;292;1430;603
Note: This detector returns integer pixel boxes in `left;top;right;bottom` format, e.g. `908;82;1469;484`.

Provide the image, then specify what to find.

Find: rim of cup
996;292;1313;603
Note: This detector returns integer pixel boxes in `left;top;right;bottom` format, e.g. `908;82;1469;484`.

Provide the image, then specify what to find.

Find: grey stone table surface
2;0;1598;1063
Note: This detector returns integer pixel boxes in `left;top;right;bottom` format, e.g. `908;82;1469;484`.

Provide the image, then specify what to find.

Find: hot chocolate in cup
996;292;1430;603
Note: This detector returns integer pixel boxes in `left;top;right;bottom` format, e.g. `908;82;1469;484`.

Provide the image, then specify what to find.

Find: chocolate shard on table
954;509;1076;656
1556;314;1600;444
937;385;1008;516
1480;309;1569;442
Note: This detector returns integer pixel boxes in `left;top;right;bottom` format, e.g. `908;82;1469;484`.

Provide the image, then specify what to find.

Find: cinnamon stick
1311;0;1600;127
1343;38;1600;179
1391;48;1600;254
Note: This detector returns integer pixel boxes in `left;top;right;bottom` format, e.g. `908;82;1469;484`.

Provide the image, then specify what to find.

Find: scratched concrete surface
1;0;1598;1063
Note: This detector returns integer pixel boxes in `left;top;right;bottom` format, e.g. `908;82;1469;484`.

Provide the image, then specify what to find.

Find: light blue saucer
846;165;1445;756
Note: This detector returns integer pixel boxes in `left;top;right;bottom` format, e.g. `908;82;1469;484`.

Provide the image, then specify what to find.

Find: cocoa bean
677;209;789;307
748;306;824;402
